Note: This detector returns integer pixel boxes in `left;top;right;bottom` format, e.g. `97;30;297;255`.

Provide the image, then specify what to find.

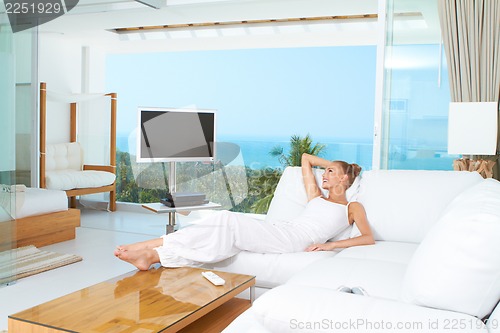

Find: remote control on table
202;271;225;286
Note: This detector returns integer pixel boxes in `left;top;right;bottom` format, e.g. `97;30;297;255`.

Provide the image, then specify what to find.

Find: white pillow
356;170;483;242
400;178;500;319
265;166;360;225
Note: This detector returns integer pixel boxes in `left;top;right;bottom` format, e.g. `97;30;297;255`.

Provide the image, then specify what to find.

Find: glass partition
381;0;454;170
0;5;17;286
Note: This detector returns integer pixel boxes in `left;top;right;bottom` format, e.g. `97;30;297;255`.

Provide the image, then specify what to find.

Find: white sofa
217;167;500;332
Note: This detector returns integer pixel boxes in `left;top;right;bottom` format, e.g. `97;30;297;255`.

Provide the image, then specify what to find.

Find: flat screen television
137;107;216;163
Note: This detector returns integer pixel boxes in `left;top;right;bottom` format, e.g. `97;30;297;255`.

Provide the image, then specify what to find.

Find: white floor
0;207;214;331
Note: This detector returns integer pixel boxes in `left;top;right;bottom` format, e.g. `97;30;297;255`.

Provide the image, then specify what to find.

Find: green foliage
115;150;282;214
248;167;282;214
116;150;169;203
253;134;325;213
251;194;274;214
114;134;323;215
270;134;326;167
115;150;140;203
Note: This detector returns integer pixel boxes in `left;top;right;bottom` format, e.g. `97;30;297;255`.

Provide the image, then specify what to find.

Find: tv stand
142;162;221;233
142;202;222;234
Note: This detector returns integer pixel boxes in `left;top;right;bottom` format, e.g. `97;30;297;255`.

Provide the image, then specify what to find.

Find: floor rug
0;245;82;284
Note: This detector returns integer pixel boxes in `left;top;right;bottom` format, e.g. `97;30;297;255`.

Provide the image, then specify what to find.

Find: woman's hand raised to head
301;153;331;201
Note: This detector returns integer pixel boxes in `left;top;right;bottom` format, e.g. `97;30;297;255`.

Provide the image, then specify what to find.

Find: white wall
84;45;107;93
39;34;82;144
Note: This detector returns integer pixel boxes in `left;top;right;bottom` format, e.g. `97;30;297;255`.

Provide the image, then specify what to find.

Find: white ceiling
1;0;441;53
76;0;240;6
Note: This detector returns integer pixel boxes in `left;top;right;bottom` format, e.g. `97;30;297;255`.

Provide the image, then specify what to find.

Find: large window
380;0;454;170
107;46;376;211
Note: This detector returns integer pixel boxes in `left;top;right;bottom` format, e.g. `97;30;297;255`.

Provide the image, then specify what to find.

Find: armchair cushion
46;170;116;191
46;142;82;171
45;142;115;191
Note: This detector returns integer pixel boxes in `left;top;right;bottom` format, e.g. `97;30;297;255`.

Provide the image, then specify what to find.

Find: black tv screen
137;107;216;162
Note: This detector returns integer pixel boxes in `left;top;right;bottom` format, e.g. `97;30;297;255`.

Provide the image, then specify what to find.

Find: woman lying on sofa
115;153;375;270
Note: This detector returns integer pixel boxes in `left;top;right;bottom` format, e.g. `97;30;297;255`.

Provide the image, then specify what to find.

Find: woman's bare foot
115;238;163;254
115;248;160;271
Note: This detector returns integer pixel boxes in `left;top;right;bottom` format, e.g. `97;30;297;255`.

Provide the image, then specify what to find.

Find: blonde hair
333;161;362;188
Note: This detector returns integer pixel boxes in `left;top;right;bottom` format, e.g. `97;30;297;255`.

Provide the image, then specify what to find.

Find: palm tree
269;134;326;167
252;134;326;213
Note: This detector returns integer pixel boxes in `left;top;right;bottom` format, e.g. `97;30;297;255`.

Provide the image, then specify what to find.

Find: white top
288;196;352;244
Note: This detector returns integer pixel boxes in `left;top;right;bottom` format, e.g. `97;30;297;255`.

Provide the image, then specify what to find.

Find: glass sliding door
15;29;36;186
381;0;454;170
0;1;37;285
0;4;17;285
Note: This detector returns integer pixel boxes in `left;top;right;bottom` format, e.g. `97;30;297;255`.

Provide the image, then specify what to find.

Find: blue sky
106;46;377;142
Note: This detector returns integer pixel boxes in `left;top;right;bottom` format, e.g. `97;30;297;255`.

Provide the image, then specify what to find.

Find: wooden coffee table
9;267;255;333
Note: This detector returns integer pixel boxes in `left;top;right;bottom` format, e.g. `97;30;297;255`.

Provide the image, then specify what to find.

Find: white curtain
78;97;112;166
46;91;112;166
438;0;500;178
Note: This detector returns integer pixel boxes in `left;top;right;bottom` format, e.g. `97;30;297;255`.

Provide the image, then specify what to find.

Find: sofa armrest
83;165;116;173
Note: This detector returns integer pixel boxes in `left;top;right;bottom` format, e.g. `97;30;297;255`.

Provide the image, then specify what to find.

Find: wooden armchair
39;82;117;211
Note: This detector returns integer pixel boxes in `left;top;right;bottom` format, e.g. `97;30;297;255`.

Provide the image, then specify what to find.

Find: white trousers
155;210;316;267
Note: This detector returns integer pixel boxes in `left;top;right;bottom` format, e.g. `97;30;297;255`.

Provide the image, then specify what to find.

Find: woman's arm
301;153;333;201
305;202;375;251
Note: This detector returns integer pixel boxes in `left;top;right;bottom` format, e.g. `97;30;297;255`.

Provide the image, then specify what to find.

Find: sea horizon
117;133;374;170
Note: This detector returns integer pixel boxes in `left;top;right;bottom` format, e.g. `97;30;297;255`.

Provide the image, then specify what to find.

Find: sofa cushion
203;250;337;289
401;178;500;319
46;142;82;171
335;241;418;265
285;243;416;301
356;170;483;242
14;188;68;219
287;257;407;300
46;170;116;191
246;285;486;333
265;166;360;226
